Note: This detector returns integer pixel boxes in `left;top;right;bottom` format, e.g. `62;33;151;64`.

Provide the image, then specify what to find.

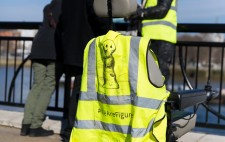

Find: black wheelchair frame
166;87;218;142
165;45;219;142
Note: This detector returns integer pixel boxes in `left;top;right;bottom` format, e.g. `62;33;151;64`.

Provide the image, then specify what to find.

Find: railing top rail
115;23;225;33
0;22;41;30
177;41;225;47
1;22;225;33
178;23;225;33
0;36;33;40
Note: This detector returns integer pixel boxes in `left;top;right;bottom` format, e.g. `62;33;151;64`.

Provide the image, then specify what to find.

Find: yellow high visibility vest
70;30;170;142
141;0;177;43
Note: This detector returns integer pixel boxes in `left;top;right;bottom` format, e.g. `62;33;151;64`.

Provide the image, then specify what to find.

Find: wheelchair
92;1;219;142
166;85;218;142
7;1;218;141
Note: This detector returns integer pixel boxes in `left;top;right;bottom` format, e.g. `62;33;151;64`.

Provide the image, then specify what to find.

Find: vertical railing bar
171;45;177;91
55;80;59;108
195;46;200;89
193;46;200;112
20;40;25;104
205;46;212;124
12;40;18;102
183;45;188;90
4;40;9;102
0;40;2;66
208;46;212;81
218;46;224;124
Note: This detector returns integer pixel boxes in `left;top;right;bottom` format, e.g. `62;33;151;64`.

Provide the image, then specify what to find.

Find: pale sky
178;0;225;23
0;0;51;22
0;0;225;23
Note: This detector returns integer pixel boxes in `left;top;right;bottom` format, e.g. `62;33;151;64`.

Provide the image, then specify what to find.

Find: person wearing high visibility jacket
70;30;170;142
128;0;177;84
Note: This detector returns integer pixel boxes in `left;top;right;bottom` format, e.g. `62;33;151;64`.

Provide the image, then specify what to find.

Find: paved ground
0;125;62;142
178;131;225;142
1;125;225;142
0;109;225;142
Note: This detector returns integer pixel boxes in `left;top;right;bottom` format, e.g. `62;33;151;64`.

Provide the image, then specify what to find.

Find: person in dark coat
21;0;62;137
54;0;110;141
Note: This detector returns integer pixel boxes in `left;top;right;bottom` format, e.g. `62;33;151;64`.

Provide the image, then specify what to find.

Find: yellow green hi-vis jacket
70;30;170;142
142;0;177;44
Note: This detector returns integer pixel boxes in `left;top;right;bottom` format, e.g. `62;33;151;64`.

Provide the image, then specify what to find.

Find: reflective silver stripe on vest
142;3;177;30
80;91;162;109
129;37;140;95
74;119;154;138
87;39;96;92
142;21;176;30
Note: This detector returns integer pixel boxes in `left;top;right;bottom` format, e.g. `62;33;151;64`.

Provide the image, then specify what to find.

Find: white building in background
202;33;224;42
18;29;37;37
17;29;37;54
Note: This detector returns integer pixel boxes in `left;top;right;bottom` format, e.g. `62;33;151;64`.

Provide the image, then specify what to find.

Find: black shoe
29;127;54;137
20;124;31;136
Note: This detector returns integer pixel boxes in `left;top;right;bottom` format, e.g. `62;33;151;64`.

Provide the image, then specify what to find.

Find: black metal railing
1;22;225;128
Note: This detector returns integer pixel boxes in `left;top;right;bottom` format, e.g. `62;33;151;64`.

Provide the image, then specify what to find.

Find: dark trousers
55;63;82;142
66;74;81;130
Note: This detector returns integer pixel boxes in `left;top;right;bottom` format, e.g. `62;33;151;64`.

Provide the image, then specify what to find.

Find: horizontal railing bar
1;22;225;33
0;22;41;29
177;41;225;47
115;23;225;33
0;36;33;41
178;23;225;33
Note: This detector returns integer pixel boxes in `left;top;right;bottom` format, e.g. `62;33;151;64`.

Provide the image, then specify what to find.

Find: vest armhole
146;48;165;88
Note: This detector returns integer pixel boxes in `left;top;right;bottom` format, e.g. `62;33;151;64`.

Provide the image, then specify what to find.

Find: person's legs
26;61;56;137
62;66;82;142
23;62;46;125
62;75;81;142
21;61;46;136
68;75;81;129
31;62;56;129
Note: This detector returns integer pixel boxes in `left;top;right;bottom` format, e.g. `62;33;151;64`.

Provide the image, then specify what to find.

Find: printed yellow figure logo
102;39;119;89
